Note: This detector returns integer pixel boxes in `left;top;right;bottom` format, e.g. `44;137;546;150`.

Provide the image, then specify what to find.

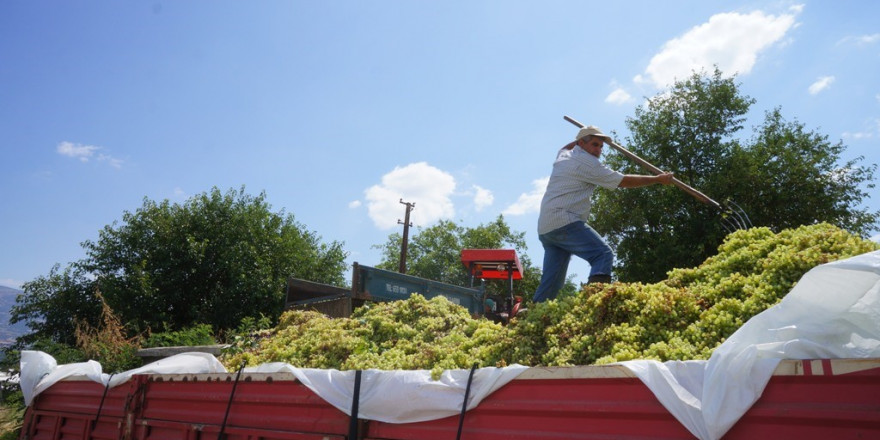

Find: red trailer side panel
366;368;694;440
135;373;351;438
365;360;880;440
724;359;880;439
21;377;138;440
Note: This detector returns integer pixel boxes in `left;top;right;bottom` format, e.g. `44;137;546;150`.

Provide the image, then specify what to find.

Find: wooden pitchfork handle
563;115;722;210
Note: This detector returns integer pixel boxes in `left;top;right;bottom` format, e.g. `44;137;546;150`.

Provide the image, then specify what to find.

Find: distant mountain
0;286;29;346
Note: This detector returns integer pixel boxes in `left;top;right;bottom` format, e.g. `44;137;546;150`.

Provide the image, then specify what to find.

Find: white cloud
838;33;880;45
364;162;456;229
472;185;494;212
97;154;123;169
842;118;880;140
503;177;549;216
605;87;634;105
170;187;189;201
348;200;362;209
57;141;98;161
57;141;123;168
636;7;800;89
842;131;872;140
808;76;835;95
859;34;880;44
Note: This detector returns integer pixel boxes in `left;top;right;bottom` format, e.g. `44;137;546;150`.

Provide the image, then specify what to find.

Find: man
533;125;674;303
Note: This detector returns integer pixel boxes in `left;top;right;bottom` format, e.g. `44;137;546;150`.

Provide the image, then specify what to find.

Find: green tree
11;264;101;347
12;186;348;341
373;215;572;302
591;69;878;283
728;108;878;233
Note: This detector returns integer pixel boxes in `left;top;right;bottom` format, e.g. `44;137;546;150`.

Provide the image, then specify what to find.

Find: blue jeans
533;222;614;303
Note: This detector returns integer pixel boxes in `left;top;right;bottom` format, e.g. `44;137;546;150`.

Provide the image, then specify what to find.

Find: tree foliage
11;187;348;344
11;264;101;347
591;68;878;283
372;215;573;301
728;108;878;233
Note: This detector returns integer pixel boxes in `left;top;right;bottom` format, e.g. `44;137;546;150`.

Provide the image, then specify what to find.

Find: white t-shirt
537;146;624;235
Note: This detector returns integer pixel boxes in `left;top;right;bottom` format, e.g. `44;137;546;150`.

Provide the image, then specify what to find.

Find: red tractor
460;249;525;324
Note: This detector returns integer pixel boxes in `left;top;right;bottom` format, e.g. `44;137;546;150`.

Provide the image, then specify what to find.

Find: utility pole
397;199;415;274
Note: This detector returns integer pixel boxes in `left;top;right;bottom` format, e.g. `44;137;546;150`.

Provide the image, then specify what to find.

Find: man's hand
656;172;674;185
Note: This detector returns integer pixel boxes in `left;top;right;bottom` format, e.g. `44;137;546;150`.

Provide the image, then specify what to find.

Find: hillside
0;286;28;346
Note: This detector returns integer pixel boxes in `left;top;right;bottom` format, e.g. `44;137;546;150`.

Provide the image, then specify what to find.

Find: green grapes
221;223;879;373
223;294;513;378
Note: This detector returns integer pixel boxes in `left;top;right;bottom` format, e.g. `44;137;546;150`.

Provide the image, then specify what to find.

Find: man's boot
588;274;612;284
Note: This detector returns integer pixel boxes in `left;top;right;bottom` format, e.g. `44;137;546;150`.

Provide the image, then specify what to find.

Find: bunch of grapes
221;223;879;372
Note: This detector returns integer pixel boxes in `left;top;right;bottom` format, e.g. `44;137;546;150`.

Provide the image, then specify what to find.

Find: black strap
219;363;245;440
456;363;479;440
348;370;362;440
92;373;115;429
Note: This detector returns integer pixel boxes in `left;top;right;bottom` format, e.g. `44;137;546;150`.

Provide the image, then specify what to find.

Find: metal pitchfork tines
563;115;752;233
719;199;752;233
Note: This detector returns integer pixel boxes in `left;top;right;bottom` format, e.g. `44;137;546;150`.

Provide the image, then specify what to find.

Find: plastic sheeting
245;362;528;423
622;250;880;440
20;351;226;406
19;350;527;424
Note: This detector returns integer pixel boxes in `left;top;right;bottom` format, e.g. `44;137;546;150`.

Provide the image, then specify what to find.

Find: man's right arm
618;172;674;188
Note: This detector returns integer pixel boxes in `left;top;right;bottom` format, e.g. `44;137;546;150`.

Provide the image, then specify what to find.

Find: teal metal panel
354;264;484;315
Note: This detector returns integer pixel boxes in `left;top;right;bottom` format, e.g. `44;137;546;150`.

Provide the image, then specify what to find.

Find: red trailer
19;358;880;440
20;251;880;439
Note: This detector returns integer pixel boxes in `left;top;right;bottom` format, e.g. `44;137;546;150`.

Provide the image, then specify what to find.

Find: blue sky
2;1;878;290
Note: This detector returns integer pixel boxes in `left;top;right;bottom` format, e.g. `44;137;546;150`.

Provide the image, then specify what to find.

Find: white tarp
19;350;527;423
19;351;227;406
20;351;103;407
245;362;528;423
622;250;880;440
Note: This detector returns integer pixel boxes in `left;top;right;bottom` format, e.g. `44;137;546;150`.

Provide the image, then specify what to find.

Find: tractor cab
460;249;525;323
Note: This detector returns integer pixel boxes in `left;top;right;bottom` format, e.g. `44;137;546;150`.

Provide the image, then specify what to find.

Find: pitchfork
563;115;752;232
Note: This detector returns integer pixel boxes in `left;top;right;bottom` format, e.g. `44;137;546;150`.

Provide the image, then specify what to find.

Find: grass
0;403;22;440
